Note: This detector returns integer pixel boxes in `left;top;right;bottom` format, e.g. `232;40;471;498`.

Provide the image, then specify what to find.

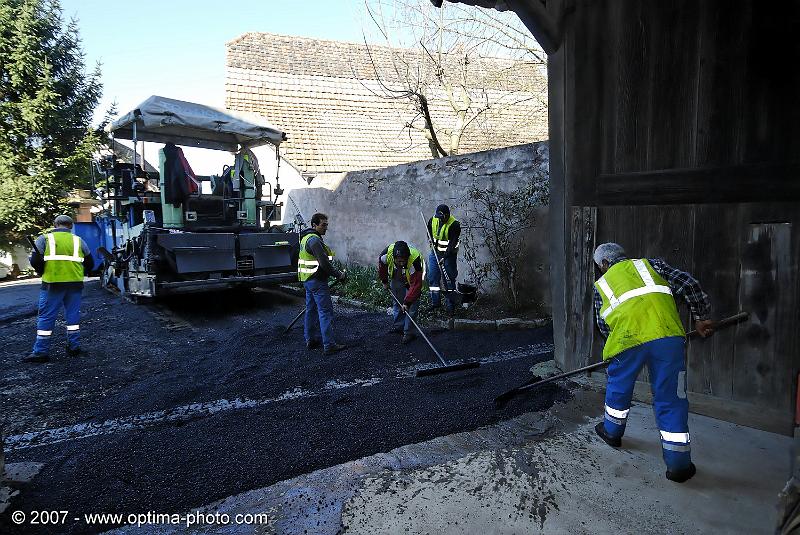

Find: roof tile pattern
226;32;547;173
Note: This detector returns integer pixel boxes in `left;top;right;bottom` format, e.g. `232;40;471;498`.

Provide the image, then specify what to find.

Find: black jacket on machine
162;143;194;207
299;229;343;281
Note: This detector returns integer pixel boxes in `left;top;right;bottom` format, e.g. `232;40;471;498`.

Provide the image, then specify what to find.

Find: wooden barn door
592;207;798;434
733;223;794;414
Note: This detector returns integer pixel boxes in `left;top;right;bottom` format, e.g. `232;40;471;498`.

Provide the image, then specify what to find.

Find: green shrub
334;263;391;308
331;262;440;321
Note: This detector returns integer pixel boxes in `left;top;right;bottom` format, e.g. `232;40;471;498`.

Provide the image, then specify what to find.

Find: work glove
381;281;389;291
338;270;348;283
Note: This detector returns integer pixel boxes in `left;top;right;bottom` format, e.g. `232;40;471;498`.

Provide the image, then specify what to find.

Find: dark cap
435;204;450;218
393;240;410;258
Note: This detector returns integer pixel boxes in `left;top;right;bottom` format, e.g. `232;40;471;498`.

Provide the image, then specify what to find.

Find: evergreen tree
0;0;101;246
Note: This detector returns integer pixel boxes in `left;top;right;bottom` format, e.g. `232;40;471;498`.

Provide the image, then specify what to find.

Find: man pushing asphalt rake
385;288;480;377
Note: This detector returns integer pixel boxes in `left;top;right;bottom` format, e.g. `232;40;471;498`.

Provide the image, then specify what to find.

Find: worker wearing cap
592;242;714;483
24;215;94;363
378;240;424;344
426;204;460;314
298;212;347;355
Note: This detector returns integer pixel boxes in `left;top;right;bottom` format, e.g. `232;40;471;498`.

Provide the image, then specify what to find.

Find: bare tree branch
358;0;547;158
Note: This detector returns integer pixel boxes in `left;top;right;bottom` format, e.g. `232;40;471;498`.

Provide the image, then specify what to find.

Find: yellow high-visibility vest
595;259;685;359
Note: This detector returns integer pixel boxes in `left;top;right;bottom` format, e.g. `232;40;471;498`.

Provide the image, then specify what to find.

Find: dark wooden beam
431;0;562;54
593;162;800;206
504;0;562;54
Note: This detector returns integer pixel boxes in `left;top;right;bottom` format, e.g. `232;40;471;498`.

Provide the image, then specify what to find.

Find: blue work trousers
32;286;82;355
390;278;419;334
602;336;691;471
427;252;457;311
304;277;336;348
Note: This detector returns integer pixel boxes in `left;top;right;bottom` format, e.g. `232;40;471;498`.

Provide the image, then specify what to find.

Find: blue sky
60;0;372;124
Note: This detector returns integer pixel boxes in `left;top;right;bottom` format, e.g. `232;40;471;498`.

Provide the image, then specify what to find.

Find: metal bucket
457;282;477;304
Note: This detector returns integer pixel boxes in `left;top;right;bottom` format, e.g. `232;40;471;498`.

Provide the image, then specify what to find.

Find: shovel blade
493;375;543;408
416;361;480;377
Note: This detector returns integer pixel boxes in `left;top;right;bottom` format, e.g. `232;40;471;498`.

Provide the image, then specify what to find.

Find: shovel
494;311;750;408
386;288;480;377
282;278;341;335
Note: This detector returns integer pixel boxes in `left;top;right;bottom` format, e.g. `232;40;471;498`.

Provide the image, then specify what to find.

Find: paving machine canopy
107;95;287;151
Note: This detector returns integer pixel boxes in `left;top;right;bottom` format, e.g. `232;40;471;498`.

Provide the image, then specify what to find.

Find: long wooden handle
283;278;341;334
386;287;448;367
686;311;749;338
497;311;751;405
420;211;454;288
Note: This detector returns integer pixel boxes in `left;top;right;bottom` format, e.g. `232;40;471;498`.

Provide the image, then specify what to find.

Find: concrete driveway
116;389;788;535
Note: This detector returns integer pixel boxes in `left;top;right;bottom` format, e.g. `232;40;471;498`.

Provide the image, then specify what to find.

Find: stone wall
282;142;551;312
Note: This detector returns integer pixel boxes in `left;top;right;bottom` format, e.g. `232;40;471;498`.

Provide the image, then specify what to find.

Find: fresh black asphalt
0;281;564;534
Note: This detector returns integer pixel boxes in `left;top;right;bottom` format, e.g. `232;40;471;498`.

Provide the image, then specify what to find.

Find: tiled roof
226;32;547;173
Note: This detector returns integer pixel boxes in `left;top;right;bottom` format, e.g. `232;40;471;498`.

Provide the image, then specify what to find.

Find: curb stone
279;285;384;313
332;296;384;313
453;319;496;331
451;317;551;331
278;286;551;331
497;318;551;330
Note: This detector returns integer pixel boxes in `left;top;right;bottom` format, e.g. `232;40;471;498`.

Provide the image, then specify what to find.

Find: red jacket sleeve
378;247;389;284
378;261;388;284
404;258;424;304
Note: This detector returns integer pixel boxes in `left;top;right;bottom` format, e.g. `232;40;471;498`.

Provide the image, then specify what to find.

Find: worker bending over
592;242;714;483
25;215;94;363
298;213;347;355
378;241;424;344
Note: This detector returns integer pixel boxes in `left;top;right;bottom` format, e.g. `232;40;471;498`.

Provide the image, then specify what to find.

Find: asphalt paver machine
95;96;298;297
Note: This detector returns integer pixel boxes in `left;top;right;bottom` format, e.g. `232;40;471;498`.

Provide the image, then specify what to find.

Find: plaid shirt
593;258;711;338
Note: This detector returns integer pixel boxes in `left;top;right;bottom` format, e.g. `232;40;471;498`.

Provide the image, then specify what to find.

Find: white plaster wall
280;143;551;311
0;244;31;277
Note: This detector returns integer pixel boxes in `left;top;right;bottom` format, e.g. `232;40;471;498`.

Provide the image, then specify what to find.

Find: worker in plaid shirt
591;242;714;483
593;257;712;338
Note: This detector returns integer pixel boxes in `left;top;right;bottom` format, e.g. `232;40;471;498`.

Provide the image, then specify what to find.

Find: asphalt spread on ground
0;281;565;534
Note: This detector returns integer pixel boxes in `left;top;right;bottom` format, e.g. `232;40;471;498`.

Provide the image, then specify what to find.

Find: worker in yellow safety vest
24;215;94;363
425;204;460;315
378;241;425;344
298;213;347;355
592;242;714;483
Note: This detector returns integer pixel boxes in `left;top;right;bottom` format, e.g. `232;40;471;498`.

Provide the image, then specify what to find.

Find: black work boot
401;332;416;344
22;353;50;364
323;343;347;355
666;462;696;483
306;339;321;350
594;422;622;448
66;347;87;357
